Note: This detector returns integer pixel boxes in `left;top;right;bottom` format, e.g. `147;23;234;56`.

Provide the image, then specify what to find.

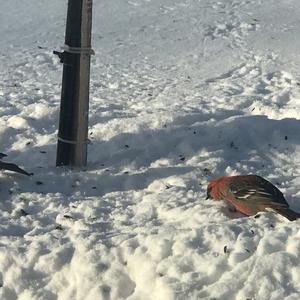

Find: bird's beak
206;185;212;200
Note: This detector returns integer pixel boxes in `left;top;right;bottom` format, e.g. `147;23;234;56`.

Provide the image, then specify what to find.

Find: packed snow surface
1;0;300;299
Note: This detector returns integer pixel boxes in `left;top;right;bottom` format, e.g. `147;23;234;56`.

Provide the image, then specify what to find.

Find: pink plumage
207;175;300;221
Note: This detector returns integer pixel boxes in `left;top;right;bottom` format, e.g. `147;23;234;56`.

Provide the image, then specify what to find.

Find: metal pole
54;0;93;167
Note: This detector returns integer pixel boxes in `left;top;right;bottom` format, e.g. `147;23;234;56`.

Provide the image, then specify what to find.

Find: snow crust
0;0;300;299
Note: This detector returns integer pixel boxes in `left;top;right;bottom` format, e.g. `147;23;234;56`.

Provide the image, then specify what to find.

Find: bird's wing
228;176;288;207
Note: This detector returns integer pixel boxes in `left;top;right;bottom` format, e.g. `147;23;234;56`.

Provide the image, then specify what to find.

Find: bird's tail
0;161;33;176
275;208;300;221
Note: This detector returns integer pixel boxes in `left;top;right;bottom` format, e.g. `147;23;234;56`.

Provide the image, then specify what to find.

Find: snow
0;0;300;299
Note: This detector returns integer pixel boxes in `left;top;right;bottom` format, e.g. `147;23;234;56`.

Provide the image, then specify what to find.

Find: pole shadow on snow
2;113;300;214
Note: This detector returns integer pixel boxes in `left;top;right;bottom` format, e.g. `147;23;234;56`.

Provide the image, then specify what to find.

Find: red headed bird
206;175;300;221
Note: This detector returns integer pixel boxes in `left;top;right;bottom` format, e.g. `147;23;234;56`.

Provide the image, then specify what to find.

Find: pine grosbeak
206;175;300;221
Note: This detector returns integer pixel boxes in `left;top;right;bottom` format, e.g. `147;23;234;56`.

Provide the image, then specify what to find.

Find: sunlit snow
0;0;300;299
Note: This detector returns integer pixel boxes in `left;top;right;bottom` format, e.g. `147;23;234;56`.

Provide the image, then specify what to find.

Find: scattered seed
124;145;130;148
254;214;260;219
36;181;43;185
63;215;73;219
230;141;238;149
224;245;228;253
20;209;28;216
203;168;211;175
55;225;63;230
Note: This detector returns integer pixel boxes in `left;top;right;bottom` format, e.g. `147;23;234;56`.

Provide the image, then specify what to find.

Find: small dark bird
207;175;300;221
0;153;32;176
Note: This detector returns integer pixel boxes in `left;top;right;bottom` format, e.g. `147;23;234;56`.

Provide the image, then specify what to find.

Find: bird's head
206;176;228;200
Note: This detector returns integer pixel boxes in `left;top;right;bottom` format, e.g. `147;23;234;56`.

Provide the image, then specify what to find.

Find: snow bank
0;0;300;299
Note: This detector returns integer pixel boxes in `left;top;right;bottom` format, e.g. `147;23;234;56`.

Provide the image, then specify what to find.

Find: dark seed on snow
63;215;73;219
224;245;228;253
20;209;28;216
203;168;211;175
36;181;43;185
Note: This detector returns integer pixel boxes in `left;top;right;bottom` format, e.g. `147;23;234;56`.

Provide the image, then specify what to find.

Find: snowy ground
1;0;300;299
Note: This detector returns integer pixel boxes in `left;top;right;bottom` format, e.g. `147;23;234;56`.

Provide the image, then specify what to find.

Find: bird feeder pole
54;0;94;167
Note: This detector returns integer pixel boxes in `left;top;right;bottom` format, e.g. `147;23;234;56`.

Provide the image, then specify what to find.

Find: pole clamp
58;136;91;145
62;44;95;55
53;50;64;63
